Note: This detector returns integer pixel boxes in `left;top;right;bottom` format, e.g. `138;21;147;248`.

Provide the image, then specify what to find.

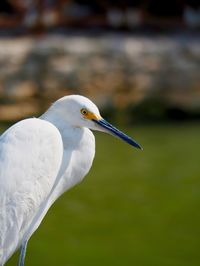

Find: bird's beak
92;118;143;150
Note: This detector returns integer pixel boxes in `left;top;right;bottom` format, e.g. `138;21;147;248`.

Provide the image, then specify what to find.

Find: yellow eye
81;108;88;116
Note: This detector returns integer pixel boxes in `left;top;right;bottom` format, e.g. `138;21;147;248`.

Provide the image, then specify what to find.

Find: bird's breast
70;128;95;185
51;128;95;199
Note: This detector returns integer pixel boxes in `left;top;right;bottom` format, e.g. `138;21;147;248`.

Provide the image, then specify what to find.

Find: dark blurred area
0;0;200;124
0;0;200;32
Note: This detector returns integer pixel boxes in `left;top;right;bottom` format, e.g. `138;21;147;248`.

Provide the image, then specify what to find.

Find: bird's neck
40;106;95;195
40;108;76;140
40;108;69;131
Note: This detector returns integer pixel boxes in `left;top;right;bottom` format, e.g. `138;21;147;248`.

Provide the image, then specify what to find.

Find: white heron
0;95;142;266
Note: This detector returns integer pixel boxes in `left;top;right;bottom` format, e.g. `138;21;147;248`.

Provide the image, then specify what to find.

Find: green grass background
4;123;200;266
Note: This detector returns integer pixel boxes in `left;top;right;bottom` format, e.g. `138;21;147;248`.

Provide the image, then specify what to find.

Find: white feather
0;118;63;264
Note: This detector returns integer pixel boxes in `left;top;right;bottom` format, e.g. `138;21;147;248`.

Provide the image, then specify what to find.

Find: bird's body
0;95;142;266
0;118;63;264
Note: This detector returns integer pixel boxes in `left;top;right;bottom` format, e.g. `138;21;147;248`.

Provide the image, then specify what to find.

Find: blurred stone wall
0;34;200;122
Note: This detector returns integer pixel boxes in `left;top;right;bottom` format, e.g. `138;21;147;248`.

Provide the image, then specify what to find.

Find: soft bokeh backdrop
0;1;200;266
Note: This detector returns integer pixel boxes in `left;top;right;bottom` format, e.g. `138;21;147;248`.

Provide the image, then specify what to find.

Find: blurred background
0;0;200;266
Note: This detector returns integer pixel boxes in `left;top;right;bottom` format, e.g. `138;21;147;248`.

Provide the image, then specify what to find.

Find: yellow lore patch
81;108;101;120
85;111;101;120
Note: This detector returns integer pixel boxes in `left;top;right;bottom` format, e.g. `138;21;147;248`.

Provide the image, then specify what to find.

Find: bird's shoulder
1;117;60;141
0;117;63;193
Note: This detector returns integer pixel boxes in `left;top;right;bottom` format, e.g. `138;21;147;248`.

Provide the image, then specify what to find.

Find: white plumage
0;95;142;266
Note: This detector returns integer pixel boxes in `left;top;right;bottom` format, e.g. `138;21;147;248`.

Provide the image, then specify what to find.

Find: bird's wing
0;118;63;262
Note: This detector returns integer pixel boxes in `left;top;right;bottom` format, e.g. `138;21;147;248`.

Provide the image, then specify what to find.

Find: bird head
52;95;142;150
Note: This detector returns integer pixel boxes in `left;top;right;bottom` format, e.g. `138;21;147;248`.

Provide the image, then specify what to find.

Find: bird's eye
81;108;88;116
